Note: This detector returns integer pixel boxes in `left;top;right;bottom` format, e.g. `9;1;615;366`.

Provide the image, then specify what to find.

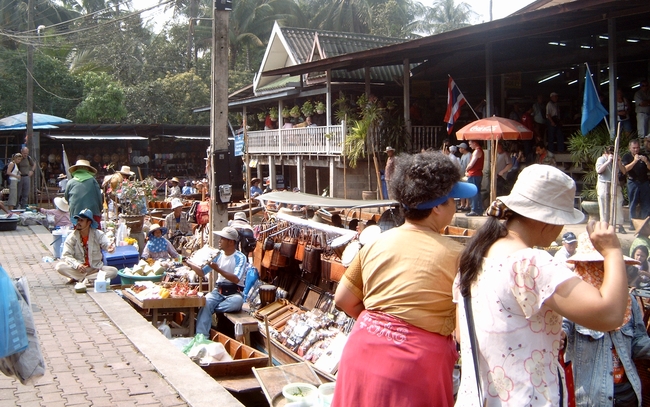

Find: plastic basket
117;269;165;285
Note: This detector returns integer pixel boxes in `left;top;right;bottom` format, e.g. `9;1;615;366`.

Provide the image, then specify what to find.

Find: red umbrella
456;116;533;140
456;117;532;203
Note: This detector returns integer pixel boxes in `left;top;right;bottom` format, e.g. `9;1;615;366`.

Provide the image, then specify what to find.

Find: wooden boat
440;225;475;244
202;330;269;378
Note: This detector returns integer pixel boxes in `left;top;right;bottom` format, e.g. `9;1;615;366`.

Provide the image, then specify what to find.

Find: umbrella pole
609;122;622;226
490;138;497;203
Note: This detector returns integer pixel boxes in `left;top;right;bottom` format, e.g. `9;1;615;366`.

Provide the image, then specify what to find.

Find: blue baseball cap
409;182;478;210
73;208;98;229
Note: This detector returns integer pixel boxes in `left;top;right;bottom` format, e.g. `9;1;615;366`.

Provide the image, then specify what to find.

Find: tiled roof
277;27;409;84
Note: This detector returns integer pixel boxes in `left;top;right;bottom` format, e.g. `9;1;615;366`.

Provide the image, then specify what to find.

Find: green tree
416;0;474;35
0;48;82;118
123;72;210;125
75;72;127;123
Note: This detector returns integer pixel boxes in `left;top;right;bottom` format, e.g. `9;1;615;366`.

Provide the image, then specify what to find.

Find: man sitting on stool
195;226;248;337
55;208;118;284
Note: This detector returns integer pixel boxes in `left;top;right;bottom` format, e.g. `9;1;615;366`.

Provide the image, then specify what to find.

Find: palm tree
415;0;474;35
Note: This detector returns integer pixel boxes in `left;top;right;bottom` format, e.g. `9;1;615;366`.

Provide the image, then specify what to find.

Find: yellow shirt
341;226;462;335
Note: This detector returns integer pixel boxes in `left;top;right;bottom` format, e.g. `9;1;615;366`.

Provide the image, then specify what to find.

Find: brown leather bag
294;230;308;262
280;228;298;258
302;234;322;283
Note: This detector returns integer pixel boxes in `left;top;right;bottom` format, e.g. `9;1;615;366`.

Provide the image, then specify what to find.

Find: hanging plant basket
282;107;291;118
269;107;279;122
257;112;266;122
301;100;314;117
315;102;326;115
290;106;301;118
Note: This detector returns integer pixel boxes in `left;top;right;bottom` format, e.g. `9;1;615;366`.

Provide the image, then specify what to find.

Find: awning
256;191;397;208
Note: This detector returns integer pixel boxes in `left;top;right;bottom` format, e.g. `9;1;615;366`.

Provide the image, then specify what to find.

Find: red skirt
332;310;458;407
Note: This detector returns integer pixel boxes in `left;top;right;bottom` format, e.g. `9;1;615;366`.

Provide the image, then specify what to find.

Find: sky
133;0;539;32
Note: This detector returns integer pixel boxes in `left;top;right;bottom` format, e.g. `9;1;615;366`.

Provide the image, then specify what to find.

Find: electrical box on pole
209;2;231;245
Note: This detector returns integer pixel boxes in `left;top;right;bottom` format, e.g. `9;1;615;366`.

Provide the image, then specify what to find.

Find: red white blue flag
444;76;467;134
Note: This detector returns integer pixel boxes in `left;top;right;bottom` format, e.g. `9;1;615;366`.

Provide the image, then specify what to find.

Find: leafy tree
123;72;210;124
369;0;418;38
0;48;82;118
0;0;78;49
142;24;191;81
416;0;474;35
75;72;127;123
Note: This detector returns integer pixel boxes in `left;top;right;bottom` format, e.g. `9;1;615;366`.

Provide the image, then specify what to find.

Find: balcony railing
246;124;445;155
247;124;346;155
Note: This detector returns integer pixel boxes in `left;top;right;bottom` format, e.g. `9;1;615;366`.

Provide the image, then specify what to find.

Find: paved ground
0;224;242;407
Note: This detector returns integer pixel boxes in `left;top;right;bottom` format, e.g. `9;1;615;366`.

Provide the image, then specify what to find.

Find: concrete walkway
0;224;243;407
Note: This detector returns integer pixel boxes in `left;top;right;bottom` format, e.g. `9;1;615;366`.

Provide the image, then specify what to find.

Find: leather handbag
253;241;264;271
302;234;322;283
270;242;289;268
294;230;308;262
280;228;298;258
329;255;346;283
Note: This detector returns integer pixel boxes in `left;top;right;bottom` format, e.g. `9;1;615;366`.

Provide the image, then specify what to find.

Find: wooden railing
247;123;346;155
246;124;445;155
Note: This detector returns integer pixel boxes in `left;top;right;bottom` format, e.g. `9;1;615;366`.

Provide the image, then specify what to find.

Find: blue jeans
627;179;650;221
467;175;483;214
547;123;565;152
195;289;244;336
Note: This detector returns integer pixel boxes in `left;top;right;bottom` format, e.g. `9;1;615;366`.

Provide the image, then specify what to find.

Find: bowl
282;383;318;406
0;216;19;231
117;269;165;285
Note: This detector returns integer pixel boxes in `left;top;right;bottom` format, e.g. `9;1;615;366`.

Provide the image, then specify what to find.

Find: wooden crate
201;331;269;377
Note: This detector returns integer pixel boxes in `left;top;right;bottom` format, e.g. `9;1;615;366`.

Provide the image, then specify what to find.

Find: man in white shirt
554;232;578;262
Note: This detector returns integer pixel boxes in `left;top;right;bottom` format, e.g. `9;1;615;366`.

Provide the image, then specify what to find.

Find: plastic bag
181;333;214;355
157;319;172;339
0;265;28;358
0;276;45;385
115;220;128;245
242;265;259;301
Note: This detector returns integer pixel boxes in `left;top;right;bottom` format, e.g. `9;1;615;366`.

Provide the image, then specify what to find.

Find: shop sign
234;134;244;157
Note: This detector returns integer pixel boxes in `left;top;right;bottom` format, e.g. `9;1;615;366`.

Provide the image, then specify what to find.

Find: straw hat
170;198;183;210
57;173;67;180
53;197;69;212
499;164;584;225
118;165;134;176
385;146;395;152
251;178;261;185
148;223;168;238
69;159;97;174
171;177;180;183
632;217;650;237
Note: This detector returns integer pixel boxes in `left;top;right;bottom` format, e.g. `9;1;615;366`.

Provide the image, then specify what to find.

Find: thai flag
444;76;467;134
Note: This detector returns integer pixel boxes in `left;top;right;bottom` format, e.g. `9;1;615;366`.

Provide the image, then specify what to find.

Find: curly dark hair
390;150;460;220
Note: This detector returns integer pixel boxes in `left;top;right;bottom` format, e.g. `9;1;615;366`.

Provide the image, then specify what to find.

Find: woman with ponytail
454;164;628;407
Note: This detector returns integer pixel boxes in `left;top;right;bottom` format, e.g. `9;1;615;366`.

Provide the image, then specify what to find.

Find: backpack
195;200;210;225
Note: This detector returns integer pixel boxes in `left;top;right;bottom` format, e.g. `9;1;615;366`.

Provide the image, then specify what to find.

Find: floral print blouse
454;248;577;407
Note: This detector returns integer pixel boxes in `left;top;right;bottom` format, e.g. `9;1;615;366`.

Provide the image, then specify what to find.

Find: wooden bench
224;310;259;346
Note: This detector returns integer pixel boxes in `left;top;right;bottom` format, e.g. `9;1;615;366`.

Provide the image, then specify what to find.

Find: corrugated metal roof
256;75;301;93
278;27;319;65
314;31;404;59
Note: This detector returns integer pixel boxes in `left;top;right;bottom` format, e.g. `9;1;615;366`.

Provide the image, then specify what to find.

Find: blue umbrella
0;112;71;130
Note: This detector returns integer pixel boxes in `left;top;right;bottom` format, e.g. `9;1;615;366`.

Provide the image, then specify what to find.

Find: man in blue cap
554;231;578;262
55;208;117;284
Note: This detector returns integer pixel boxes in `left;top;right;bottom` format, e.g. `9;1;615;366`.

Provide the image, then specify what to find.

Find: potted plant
117;177;157;233
301;100;314;117
315;101;326;115
257;112;266;122
269;107;278;121
282;106;291;119
290;105;301;118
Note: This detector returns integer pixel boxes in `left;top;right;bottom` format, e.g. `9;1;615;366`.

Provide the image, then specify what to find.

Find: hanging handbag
253;241;264;271
329;255;347;283
302;234;323;283
295;230;308;262
280;228;298;258
270;242;289;268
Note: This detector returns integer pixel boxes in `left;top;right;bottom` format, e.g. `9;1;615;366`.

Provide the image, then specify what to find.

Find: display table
122;290;205;336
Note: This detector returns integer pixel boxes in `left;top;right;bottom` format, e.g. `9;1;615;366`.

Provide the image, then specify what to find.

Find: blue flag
581;64;608;135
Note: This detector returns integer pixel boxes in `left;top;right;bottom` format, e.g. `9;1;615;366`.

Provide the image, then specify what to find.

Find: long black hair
457;215;510;297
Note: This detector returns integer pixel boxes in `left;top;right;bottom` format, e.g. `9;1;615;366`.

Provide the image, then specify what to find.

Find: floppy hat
170;198;183;210
561;232;577;244
53;197;69;212
118;165;134;176
233;212;248;222
148;223;168;238
385;146;395;152
73;208;98;229
251;178;261;184
171;177;180;183
499;164;584;225
69;159;97;174
214;226;239;241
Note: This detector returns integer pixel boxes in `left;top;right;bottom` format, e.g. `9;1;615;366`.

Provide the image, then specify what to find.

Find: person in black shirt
622;139;650;228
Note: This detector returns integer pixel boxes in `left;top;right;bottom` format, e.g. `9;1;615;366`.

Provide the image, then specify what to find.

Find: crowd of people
333;148;650;407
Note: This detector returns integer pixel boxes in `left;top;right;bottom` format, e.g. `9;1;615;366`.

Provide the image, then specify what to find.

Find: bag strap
463;293;485;407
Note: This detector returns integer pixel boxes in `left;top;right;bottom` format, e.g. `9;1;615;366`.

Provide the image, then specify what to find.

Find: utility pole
209;0;231;245
26;0;35;204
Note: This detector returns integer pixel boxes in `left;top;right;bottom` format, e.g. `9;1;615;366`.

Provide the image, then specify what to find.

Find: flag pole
609;121;621;227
